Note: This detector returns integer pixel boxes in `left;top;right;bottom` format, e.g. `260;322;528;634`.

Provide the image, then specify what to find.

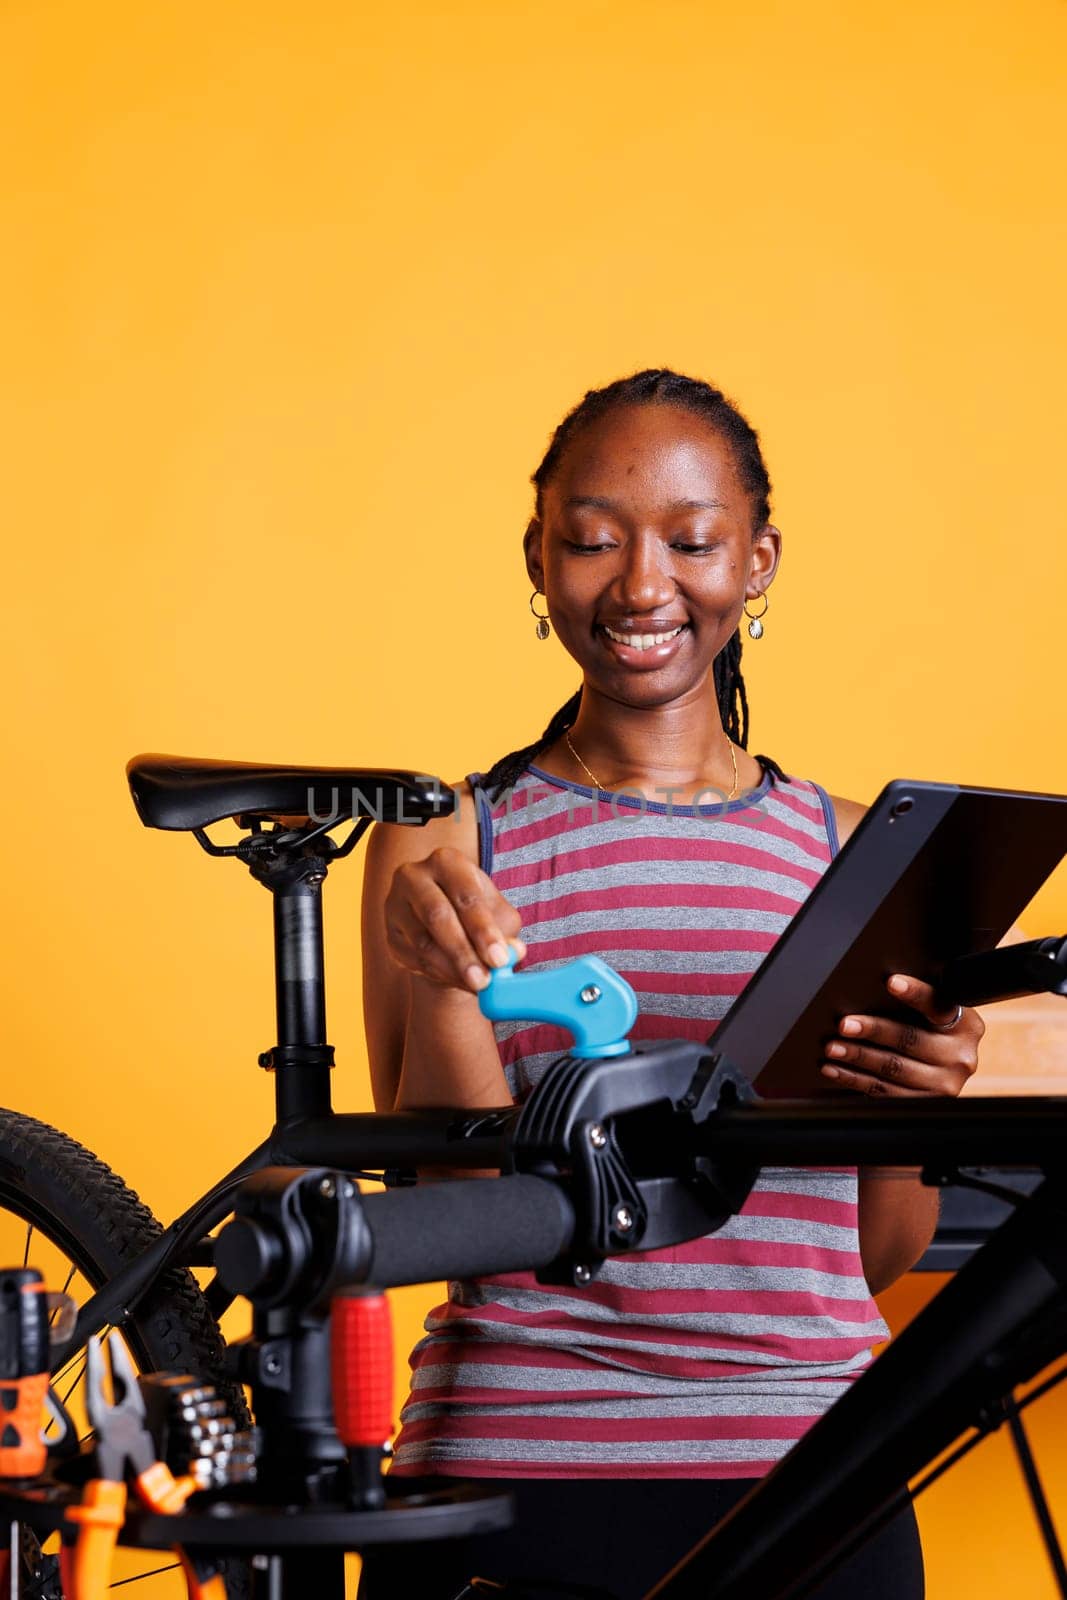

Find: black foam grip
359;1175;575;1287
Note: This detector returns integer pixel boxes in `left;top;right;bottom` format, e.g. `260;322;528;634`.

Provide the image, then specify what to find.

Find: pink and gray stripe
390;764;888;1479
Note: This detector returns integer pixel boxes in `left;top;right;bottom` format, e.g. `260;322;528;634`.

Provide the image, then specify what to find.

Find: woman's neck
539;688;760;802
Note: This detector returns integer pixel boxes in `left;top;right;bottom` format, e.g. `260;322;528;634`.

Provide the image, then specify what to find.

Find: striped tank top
390;763;889;1479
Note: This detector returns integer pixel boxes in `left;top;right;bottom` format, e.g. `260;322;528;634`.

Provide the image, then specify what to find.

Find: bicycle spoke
51;1263;77;1314
55;1323;114;1404
22;1221;32;1268
108;1562;180;1587
52;1325;92;1388
56;1352;88;1408
51;1346;88;1390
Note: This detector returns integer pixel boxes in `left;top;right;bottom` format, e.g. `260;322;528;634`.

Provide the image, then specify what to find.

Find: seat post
246;842;336;1122
274;878;327;1050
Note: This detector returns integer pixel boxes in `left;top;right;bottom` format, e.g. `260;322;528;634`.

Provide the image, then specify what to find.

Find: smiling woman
528;387;775;727
358;370;981;1600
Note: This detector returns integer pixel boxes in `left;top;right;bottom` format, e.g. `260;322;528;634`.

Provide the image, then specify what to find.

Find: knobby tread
0;1107;247;1417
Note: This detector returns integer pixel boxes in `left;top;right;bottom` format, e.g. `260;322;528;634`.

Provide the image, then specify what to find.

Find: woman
359;370;982;1600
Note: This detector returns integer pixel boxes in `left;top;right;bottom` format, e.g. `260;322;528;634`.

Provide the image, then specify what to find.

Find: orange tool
60;1333;226;1600
0;1269;51;1478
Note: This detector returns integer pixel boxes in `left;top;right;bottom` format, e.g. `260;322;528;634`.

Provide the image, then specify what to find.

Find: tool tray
0;1461;512;1553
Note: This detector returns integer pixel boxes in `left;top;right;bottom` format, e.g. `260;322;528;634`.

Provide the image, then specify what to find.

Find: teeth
603;625;684;651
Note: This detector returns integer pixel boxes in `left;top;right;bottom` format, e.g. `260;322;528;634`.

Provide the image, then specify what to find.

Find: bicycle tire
0;1107;251;1597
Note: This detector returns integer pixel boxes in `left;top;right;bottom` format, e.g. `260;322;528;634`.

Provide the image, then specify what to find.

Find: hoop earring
743;592;769;640
530;590;551;641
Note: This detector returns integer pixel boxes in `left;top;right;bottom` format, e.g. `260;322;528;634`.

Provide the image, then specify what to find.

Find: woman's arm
828;795;983;1294
360;780;521;1113
857;1168;941;1295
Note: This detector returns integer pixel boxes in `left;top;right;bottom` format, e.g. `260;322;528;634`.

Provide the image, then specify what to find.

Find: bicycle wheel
0;1108;251;1598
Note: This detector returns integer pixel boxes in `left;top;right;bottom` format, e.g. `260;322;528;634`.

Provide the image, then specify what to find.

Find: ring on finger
932;1004;964;1033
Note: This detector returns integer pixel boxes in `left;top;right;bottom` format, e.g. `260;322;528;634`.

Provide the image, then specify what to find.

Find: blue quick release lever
477;946;638;1058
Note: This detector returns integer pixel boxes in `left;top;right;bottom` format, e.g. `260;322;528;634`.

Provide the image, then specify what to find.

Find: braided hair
483;369;776;801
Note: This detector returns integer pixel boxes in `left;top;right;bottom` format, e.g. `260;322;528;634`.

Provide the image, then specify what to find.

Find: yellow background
2;0;1066;1594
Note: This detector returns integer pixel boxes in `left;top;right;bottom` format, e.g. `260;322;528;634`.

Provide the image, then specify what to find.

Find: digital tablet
710;780;1067;1097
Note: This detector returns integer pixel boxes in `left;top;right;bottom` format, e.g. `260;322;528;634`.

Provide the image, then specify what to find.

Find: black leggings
357;1476;924;1600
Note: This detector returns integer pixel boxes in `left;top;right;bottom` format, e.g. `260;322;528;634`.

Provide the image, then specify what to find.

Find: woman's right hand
383;846;526;994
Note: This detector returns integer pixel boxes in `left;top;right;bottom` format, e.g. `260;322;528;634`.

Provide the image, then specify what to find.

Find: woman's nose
616;537;674;612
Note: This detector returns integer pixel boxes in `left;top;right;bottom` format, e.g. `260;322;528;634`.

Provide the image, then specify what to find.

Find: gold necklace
564;730;739;802
564;730;607;792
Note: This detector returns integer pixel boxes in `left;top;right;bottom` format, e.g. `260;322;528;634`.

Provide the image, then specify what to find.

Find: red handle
330;1289;393;1448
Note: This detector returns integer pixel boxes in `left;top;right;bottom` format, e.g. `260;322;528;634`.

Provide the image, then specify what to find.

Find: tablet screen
710;780;1067;1097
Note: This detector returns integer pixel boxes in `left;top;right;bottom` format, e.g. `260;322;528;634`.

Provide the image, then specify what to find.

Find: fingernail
487;942;509;968
888;975;909;995
840;1018;862;1036
466;964;489;990
822;1065;840;1080
827;1041;847;1058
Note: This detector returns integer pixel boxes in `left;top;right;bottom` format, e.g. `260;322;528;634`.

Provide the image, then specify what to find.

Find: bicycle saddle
126;754;456;831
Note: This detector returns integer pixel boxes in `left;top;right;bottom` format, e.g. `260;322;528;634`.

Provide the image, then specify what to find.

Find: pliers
60;1333;226;1600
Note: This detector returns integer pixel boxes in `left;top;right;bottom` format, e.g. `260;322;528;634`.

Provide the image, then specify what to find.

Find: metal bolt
341;1180;355;1199
588;1124;607;1149
614;1206;634;1233
573;1264;593;1285
318;1176;336;1199
580;984;602;1004
263;1353;282;1376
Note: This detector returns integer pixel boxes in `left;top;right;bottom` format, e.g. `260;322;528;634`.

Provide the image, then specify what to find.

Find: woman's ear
747;523;782;596
523;517;545;590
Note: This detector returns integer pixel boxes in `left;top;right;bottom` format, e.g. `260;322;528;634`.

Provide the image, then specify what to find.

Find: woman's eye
672;542;715;554
564;541;615;555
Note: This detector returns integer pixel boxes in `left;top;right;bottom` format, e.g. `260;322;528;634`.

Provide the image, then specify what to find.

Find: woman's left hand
821;973;984;1097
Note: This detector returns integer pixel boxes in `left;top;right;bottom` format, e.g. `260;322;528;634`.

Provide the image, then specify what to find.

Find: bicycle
0;753;470;1596
4;753;1067;1600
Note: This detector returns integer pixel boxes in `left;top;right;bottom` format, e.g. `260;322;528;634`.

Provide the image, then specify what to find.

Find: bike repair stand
200;814;513;1598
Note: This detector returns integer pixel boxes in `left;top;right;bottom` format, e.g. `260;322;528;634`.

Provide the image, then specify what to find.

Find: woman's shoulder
826;793;867;848
363;777;481;879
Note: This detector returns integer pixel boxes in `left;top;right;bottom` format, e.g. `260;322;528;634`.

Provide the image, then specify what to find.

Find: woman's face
526;403;781;710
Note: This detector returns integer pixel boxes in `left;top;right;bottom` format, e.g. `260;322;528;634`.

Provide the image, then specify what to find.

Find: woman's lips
597;622;689;667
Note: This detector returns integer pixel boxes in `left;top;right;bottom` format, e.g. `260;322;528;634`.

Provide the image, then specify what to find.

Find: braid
713;628;748;749
484;369;772;793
